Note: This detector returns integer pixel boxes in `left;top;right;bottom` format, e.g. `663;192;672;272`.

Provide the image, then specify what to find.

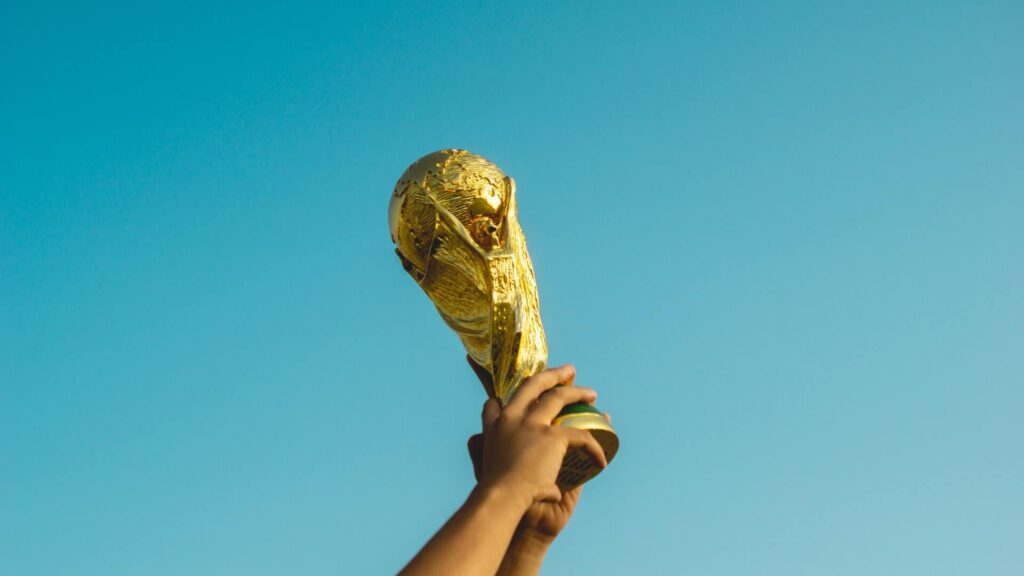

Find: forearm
399;483;530;576
497;530;552;576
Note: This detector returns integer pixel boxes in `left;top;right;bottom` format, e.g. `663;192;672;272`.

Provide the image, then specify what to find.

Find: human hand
465;359;608;508
496;412;610;576
398;360;605;576
469;434;583;544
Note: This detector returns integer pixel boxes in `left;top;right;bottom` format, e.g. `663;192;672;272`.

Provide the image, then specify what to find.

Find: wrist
497;526;551;576
516;524;557;545
511;527;554;556
474;477;534;517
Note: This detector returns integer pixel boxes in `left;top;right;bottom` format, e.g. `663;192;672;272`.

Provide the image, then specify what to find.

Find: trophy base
552;402;619;490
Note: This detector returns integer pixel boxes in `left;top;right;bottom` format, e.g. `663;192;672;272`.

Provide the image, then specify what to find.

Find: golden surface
551;412;620;488
389;149;619;487
389;149;547;404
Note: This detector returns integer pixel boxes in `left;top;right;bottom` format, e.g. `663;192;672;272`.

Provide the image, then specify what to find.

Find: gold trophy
388;149;618;489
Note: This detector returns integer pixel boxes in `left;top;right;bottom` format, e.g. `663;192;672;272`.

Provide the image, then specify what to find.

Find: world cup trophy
388;149;619;489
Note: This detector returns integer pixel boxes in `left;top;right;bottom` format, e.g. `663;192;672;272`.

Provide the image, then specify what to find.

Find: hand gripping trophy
388;149;618;489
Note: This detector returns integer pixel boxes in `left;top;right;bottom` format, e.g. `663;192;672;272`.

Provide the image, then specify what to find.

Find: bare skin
398;363;607;576
468;433;585;576
467;358;606;575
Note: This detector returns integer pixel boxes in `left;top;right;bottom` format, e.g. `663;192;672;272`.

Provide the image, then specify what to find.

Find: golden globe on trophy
388;149;618;489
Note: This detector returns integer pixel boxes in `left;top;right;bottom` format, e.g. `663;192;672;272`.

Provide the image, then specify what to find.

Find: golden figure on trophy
388;149;618;488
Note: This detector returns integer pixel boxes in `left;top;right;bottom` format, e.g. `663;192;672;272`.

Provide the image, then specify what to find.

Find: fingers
466;434;483;480
481;398;500;432
562;428;609;469
530;386;597;423
506;364;575;415
560;484;583;508
537;483;562;504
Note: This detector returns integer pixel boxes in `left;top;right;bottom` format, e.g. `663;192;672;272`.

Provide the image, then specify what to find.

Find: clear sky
2;1;1022;574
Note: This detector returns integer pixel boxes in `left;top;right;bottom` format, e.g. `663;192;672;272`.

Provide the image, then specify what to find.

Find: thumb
482;398;501;431
467;434;484;480
537;484;563;504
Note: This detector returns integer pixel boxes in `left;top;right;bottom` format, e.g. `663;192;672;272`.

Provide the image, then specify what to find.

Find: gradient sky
2;1;1022;575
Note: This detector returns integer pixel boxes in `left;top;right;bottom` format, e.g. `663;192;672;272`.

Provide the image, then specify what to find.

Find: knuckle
539;390;564;403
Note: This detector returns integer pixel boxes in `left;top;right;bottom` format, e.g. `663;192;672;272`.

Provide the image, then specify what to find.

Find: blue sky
2;1;1022;574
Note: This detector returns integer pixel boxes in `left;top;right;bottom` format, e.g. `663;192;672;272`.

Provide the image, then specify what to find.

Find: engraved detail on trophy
389;149;618;488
